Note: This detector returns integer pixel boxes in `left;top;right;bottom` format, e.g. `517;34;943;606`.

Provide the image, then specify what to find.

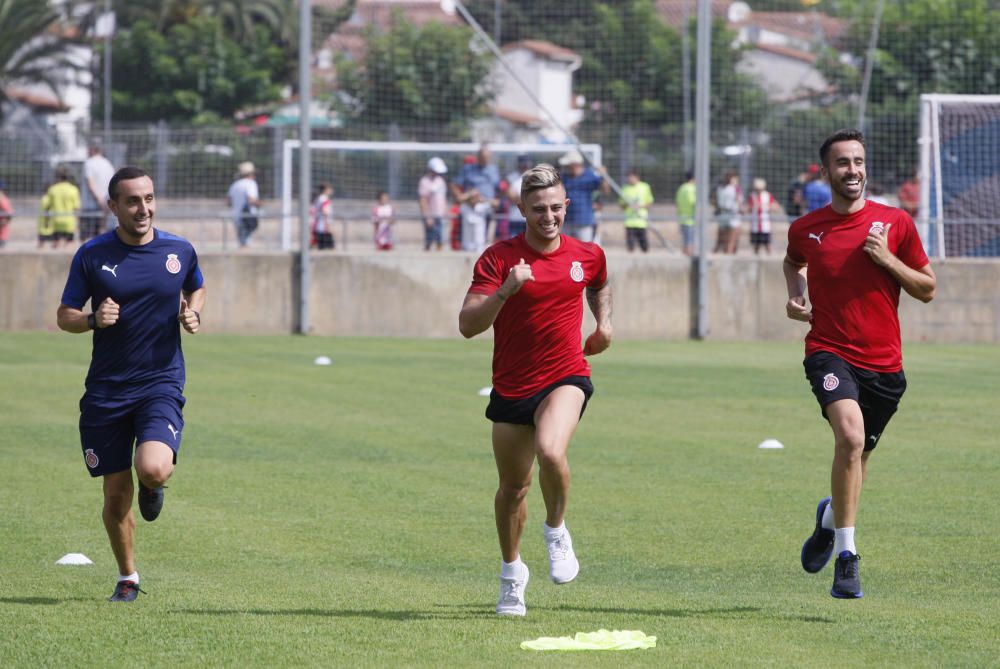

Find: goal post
919;94;1000;259
279;140;603;250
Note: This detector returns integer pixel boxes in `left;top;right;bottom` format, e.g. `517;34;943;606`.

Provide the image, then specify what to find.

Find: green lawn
1;334;997;667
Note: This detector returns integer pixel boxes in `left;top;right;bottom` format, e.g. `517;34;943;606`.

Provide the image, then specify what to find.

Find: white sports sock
501;558;525;580
543;521;566;538
118;571;139;584
821;502;835;530
833;527;856;555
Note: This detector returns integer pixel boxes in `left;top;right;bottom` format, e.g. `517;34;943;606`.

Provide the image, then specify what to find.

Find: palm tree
0;0;84;113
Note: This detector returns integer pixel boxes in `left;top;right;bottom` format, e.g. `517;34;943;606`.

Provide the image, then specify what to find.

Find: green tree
98;15;284;123
0;0;84;115
332;15;495;139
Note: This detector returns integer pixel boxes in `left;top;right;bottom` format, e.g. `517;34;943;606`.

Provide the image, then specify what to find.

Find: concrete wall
2;251;997;342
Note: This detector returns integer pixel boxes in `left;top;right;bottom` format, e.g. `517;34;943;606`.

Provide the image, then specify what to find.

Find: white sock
821;502;835;530
501;558;525;580
543;521;565;538
834;527;856;556
118;571;139;584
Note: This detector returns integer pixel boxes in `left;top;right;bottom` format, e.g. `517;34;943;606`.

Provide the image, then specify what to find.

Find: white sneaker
545;525;580;584
496;563;529;617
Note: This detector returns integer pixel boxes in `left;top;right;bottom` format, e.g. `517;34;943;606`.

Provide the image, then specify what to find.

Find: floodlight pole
694;0;711;339
298;0;312;334
103;0;112;143
857;0;885;130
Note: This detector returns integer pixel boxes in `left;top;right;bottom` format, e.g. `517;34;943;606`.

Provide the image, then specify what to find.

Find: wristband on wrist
87;313;96;330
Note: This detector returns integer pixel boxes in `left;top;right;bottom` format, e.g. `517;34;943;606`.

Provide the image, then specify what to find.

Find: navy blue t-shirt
61;229;204;400
562;169;603;227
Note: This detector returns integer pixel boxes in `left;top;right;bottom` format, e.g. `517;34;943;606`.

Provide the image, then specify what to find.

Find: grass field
1;333;998;668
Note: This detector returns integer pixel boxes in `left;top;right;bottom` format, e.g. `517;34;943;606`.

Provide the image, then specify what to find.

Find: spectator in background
311;182;335;250
866;183;890;205
460;188;491;253
675;171;696;256
373;191;395;251
559;150;609;243
786;166;810;219
803;163;832;213
452;144;500;226
747;177;780;255
620;169;654;253
0;178;12;248
39;166;80;248
80;139;116;241
418;157;449;251
227;161;260;248
714;171;742;254
897;170;920;218
504;154;533;239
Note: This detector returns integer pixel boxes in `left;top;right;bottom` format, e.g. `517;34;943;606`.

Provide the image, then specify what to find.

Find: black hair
108;166;151;201
819;129;866;166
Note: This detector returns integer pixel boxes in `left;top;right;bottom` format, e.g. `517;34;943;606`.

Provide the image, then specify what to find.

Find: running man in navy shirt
56;166;206;602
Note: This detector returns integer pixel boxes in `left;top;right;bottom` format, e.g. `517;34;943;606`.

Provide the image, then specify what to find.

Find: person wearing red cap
802;163;832;212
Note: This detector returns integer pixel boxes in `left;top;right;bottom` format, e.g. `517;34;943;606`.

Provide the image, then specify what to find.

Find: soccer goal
278;140;603;250
920;94;1000;258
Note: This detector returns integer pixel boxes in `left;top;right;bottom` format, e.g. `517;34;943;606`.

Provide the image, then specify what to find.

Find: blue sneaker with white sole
801;497;835;573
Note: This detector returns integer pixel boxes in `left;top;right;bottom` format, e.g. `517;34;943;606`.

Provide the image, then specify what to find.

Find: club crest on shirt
165;253;181;274
869;221;886;235
569;261;585;283
822;373;840;392
85;449;99;469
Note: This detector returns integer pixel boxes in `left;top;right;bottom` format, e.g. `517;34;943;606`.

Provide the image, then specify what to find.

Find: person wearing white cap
419;157;449;251
558;150;609;243
227;161;260;248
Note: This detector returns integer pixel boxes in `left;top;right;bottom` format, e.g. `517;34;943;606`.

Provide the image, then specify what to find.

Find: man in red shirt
784;129;936;599
459;163;613;617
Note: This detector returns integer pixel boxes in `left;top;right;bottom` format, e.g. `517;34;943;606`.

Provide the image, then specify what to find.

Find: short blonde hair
519;163;562;199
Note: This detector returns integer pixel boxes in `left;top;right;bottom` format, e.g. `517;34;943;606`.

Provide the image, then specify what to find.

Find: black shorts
804;351;906;451
751;231;771;246
486;375;594;426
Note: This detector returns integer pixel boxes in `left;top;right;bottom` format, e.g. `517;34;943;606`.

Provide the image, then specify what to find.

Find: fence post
155;120;169;197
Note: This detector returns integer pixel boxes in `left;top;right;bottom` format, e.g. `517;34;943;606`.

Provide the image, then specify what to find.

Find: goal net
920;94;1000;258
279;140;603;250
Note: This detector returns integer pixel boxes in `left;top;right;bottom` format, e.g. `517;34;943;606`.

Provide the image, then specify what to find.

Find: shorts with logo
803;350;906;451
79;392;185;477
486;375;594;427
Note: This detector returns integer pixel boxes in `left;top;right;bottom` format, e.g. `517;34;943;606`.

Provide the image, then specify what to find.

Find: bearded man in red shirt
785;129;936;599
459;163;613;617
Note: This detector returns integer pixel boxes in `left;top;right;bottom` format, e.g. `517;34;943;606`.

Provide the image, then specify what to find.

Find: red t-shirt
787;200;929;372
468;234;608;399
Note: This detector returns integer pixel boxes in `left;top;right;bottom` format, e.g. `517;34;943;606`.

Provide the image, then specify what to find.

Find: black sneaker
831;551;863;599
800;497;835;573
137;481;165;522
108;580;146;602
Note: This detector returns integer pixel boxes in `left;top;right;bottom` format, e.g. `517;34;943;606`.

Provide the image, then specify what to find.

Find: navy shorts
486;375;594;427
79;393;185;477
803;351;906;451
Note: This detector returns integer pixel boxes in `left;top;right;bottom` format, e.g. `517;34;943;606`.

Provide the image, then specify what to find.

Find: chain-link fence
1;0;997;255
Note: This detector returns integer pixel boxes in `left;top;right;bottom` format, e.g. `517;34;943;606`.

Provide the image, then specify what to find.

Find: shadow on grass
436;603;834;624
0;597;92;605
173;607;496;621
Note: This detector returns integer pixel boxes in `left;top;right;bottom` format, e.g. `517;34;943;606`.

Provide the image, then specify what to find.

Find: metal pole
298;0;312;334
681;0;693;171
103;0;112;142
493;0;501;45
694;0;712;339
857;0;885;131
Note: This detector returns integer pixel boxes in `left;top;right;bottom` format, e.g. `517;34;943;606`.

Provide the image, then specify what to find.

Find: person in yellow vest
620;169;654;253
39;166;80;248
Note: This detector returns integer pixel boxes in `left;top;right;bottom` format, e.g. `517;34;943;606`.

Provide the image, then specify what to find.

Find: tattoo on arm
586;283;612;326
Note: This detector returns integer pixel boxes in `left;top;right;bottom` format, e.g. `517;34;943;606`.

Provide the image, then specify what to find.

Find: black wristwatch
87;313;97;330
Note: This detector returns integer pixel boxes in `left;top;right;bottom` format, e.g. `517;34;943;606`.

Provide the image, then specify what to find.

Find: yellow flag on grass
520;629;656;651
